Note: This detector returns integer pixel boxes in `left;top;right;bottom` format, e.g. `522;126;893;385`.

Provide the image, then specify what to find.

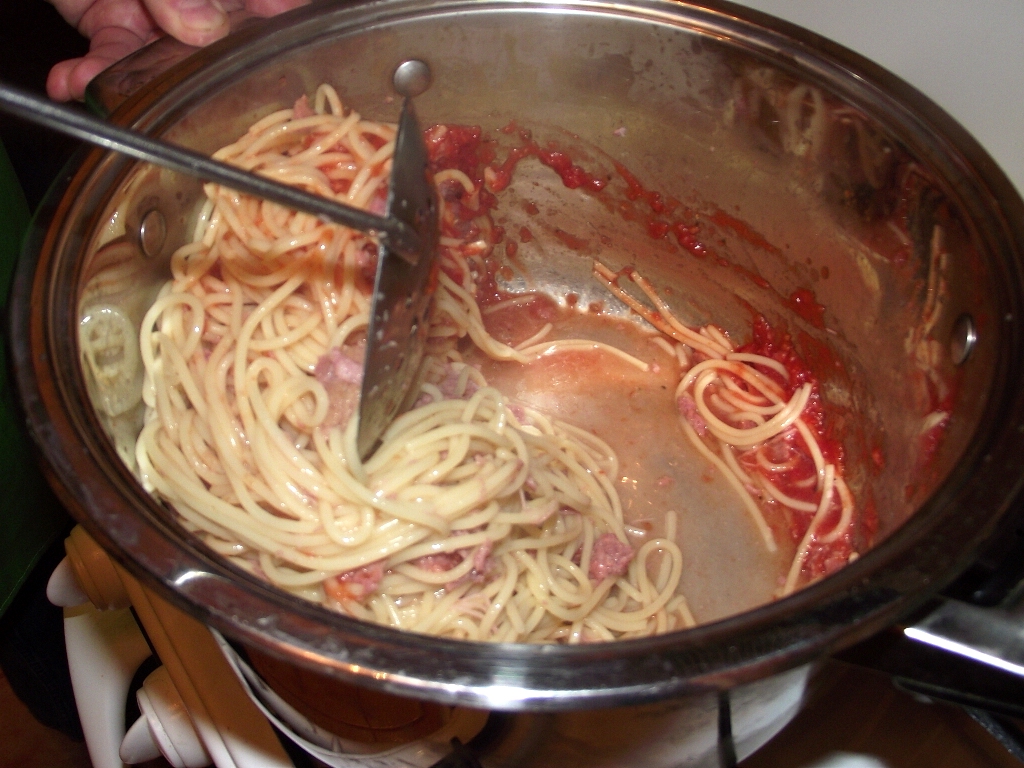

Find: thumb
244;0;311;17
142;0;231;47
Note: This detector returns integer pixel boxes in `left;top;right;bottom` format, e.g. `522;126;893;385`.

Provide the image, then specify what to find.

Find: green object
0;139;69;617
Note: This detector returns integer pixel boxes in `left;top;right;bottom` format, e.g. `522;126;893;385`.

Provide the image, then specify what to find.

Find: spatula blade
356;97;439;460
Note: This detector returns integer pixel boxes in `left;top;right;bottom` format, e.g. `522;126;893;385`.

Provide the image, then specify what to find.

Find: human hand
47;0;310;101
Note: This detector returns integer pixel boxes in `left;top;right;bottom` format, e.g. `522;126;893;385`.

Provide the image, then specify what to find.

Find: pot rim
12;0;1024;711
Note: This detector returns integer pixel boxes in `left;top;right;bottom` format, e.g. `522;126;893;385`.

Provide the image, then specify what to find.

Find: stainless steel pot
12;0;1024;713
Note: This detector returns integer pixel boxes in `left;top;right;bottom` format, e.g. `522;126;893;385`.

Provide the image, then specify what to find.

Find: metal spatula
0;66;438;460
358;89;439;459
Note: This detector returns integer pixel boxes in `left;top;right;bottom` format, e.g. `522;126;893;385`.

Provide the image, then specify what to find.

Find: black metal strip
718;690;738;768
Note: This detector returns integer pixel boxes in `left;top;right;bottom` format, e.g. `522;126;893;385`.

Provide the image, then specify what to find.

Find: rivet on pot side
393;60;432;98
138;207;167;258
950;313;977;366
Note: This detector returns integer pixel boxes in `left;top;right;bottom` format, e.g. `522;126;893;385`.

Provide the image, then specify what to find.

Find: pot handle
839;492;1024;719
841;535;1024;721
84;10;263;117
840;597;1024;715
904;598;1024;687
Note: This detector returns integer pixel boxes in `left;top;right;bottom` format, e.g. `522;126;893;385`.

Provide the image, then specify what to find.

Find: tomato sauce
734;317;853;579
787;288;826;329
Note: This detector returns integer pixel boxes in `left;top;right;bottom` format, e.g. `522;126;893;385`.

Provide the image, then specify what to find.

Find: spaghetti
133;85;694;643
593;263;855;595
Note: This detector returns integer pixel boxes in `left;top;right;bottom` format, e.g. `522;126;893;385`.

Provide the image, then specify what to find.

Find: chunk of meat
436;363;479;400
763;434;796;465
315;347;363;384
323;560;385;603
314;346;364;429
355;244;379;283
412;540;495;589
367;188;388;216
589;533;634;581
471;540;493;576
412;552;464;572
677;393;708;437
292;95;314;119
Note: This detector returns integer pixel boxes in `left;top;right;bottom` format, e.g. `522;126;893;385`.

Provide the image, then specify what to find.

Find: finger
47;59;87;102
74;0;158;42
244;0;310;17
48;57;113;102
142;0;231;47
46;0;102;28
47;26;152;101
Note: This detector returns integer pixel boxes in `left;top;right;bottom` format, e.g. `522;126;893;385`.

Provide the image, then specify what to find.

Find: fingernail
177;0;228;33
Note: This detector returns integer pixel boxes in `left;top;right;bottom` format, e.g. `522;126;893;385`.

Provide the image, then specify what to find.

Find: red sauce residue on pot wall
733;264;772;290
870;445;885;472
796;329;848;384
484;121;608;194
858;494;880;553
670;222;709;258
615;162;670;213
648;219;670;239
613;161;713;259
613;162;798;294
906;381;956;501
553;228;588;251
787;288;826;329
709;208;783;257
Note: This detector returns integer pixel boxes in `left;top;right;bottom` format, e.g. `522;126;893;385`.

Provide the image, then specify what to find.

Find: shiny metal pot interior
12;0;1024;710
